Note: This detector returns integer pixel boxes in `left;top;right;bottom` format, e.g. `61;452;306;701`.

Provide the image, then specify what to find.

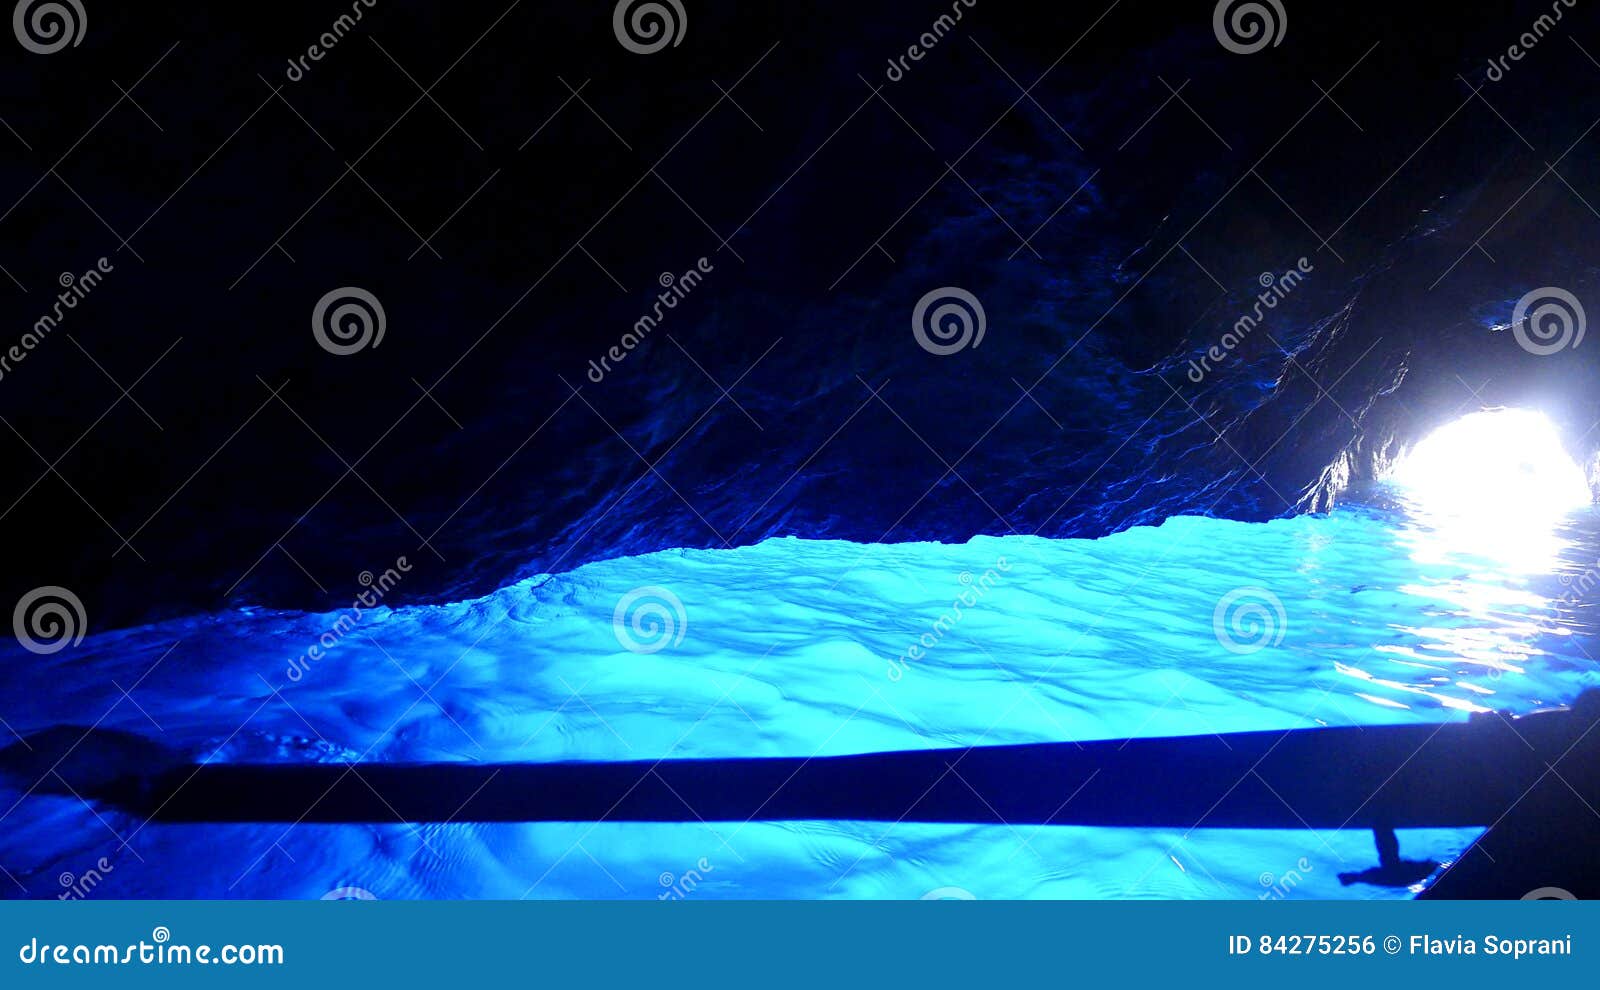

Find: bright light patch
1388;409;1592;575
1389;409;1591;518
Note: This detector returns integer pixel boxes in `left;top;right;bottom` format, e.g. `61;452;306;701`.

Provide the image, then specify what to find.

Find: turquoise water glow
2;499;1598;899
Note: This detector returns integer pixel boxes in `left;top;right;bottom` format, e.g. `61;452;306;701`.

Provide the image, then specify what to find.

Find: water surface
3;499;1597;899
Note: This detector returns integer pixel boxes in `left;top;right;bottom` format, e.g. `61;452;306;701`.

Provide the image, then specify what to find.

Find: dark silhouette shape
1337;827;1440;888
1;692;1593;826
4;693;1597;897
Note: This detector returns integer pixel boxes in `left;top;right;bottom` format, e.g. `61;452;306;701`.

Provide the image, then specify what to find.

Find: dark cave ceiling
2;1;1598;628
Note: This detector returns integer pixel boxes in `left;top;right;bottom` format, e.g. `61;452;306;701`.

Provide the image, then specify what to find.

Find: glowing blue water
2;500;1598;900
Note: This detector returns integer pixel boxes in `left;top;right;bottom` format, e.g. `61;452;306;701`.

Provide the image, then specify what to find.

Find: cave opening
1387;408;1592;520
